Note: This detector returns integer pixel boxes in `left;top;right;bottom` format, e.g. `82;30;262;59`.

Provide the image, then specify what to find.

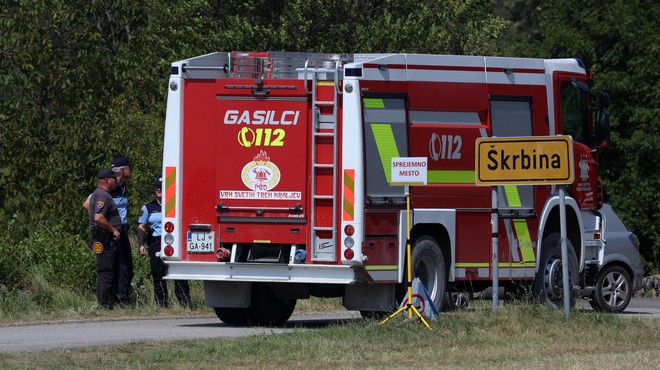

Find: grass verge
0;304;658;369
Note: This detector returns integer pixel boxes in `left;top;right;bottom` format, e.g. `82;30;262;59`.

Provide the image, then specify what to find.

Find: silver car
588;204;645;313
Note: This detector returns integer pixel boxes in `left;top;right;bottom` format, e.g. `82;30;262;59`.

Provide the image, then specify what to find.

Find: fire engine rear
161;51;618;325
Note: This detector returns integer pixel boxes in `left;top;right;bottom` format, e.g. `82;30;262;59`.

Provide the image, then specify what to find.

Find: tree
0;0;507;238
500;0;660;269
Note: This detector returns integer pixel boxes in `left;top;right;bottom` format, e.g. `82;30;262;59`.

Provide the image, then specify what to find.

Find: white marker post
559;186;570;319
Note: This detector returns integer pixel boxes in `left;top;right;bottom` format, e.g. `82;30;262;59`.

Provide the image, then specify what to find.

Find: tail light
164;222;174;233
343;248;355;260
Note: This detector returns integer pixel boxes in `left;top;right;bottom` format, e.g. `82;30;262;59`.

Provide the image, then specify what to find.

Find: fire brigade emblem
241;150;281;191
92;241;103;254
96;200;105;210
579;158;590;182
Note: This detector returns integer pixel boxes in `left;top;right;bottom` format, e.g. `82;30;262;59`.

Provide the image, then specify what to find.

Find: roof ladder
306;60;342;262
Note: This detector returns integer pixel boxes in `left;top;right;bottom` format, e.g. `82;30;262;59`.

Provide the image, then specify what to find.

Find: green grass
0;271;342;324
1;305;658;369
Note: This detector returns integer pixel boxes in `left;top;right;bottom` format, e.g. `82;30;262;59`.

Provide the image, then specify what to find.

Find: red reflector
344;224;355;236
344;248;355;260
594;233;601;240
164;222;174;233
164;245;174;256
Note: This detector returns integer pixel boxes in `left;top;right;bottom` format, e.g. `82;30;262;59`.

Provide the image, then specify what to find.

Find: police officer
137;178;191;307
110;156;134;306
83;156;134;306
89;168;122;309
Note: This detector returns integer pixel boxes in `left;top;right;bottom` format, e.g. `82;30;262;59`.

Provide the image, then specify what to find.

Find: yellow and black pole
380;187;432;330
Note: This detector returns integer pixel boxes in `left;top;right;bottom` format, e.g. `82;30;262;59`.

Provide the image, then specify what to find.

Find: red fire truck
160;51;614;325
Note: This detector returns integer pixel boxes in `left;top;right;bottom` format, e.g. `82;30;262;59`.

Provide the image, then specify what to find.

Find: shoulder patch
96;200;105;209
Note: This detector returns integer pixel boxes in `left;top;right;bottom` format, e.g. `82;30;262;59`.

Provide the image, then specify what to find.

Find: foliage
499;0;660;269
0;0;507;294
0;226;95;292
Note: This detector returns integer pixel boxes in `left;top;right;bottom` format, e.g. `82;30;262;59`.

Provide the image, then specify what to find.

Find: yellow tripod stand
380;192;433;330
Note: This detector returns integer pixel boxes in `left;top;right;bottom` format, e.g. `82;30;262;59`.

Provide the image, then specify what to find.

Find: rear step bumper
165;261;356;284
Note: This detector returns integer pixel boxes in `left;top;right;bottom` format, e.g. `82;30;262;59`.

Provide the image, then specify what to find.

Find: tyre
213;307;250;326
443;291;470;311
410;236;447;312
589;265;632;313
246;283;296;326
533;233;578;308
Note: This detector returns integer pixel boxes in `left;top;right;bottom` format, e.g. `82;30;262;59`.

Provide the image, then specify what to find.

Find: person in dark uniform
110;156;134;307
89;168;122;309
137;178;191;307
83;156;134;307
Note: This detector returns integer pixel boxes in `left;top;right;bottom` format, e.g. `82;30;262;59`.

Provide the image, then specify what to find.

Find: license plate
186;231;215;253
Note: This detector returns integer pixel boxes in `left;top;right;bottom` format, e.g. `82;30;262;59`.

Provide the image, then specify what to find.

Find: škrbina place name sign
475;136;574;185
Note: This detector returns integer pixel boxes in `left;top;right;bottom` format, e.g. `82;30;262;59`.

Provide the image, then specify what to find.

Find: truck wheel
589;265;632;313
411;236;446;312
533;233;578;308
247;283;296;326
213;307;250;326
443;291;470;311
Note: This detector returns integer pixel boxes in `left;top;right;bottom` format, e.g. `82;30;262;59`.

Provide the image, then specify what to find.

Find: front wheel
443;291;470;311
410;236;447;312
589;265;632;313
533;233;578;308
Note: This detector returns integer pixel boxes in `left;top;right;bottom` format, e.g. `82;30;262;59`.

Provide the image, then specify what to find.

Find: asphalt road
1;298;658;353
0;311;362;353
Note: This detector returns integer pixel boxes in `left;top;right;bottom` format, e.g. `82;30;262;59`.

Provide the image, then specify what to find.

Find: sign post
381;157;432;329
475;136;574;317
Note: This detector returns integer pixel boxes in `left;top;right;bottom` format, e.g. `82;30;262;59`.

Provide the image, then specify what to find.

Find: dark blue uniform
89;187;121;309
110;183;133;306
139;198;190;307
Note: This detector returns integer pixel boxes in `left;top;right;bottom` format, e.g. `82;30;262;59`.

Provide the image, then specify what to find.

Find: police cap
112;156;132;168
97;168;119;179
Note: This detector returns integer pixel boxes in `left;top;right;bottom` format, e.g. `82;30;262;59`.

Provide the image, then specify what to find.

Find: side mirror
595;110;610;149
596;91;610;109
571;79;591;93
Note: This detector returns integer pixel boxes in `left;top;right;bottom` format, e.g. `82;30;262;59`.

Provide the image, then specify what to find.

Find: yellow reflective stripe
500;262;535;268
371;124;400;183
343;169;355;221
365;265;398;270
165;166;176;218
363;98;384;109
428;170;475;184
455;262;490;268
504;185;522;207
504;185;535;263
514;219;535;262
457;262;535;268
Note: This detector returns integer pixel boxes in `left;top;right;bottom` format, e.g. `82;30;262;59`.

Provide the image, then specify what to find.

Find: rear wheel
411;236;447;312
213;284;296;326
213;307;250;326
533;233;578;308
589;265;632;313
246;283;296;326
